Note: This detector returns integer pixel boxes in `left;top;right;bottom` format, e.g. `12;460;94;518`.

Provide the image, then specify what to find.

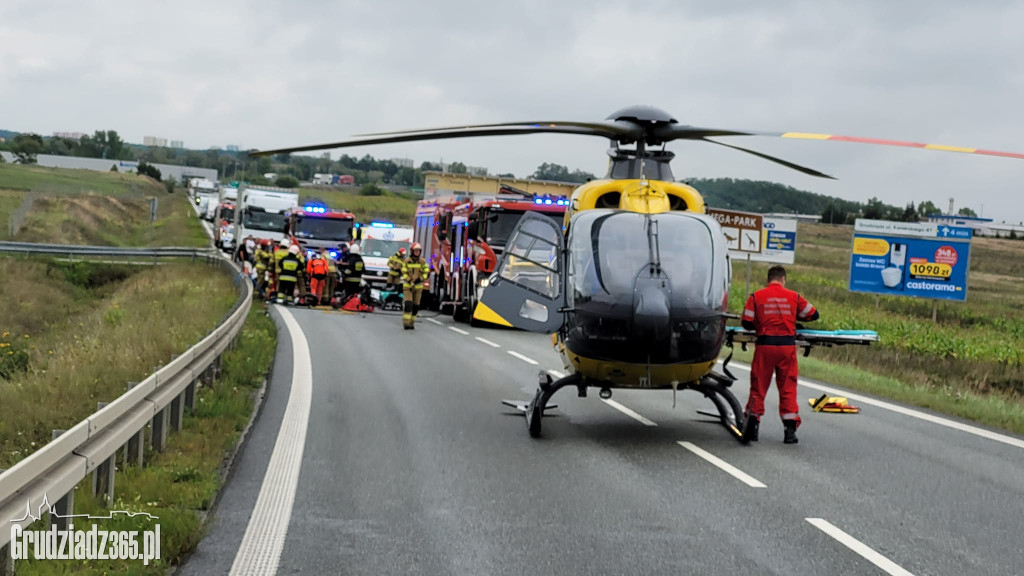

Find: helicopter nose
633;284;671;338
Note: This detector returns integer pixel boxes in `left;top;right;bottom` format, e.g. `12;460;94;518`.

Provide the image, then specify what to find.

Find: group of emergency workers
234;233;431;330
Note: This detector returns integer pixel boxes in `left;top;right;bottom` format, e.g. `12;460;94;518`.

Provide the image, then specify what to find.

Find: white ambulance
358;222;414;287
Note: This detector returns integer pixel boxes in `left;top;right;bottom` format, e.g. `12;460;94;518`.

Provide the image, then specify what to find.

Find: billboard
752;217;797;264
849;219;972;301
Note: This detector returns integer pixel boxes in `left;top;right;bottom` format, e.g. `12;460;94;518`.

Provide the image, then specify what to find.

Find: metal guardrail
0;257;253;556
0;241;218;260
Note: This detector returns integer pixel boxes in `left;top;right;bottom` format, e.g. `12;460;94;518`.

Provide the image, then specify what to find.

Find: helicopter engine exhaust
599;387;612;399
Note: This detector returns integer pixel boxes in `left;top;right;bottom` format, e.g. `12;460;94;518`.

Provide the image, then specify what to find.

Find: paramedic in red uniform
741;266;819;445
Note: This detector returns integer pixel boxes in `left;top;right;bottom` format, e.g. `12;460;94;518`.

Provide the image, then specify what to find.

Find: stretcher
725;327;879;355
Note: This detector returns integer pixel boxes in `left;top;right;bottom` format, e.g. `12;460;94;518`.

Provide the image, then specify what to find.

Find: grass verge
1;162;207;246
13;307;277;575
0;260;235;468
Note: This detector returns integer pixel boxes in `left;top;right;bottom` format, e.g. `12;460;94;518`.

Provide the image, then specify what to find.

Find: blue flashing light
370;221;394;228
303;205;327;214
544;199;553;205
329;251;339;259
534;198;543;204
354;223;361;228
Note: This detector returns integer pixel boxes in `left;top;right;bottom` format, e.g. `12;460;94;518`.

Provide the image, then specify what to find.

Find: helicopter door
479;212;564;333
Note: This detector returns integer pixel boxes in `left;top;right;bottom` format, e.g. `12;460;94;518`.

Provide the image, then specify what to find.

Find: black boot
783;421;799;444
740;414;759;444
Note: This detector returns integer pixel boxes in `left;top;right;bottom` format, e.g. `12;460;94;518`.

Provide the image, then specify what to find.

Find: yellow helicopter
253;105;1024;440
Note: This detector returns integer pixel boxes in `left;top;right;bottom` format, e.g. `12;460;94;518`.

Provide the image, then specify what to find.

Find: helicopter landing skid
501;371;582;438
693;373;745;442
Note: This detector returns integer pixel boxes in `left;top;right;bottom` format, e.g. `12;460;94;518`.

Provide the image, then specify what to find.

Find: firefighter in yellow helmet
386;246;407;290
276;244;304;304
401;242;429;329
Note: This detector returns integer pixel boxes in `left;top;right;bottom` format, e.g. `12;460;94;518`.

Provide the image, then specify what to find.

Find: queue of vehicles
190;177;565;324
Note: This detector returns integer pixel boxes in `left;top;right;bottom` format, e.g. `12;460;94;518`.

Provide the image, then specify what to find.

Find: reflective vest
402;257;429;288
308;257;328;278
278;254;302;282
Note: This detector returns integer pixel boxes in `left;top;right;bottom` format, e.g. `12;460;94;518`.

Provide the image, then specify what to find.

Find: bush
136;160;162;180
110;164;118;172
276;175;299;188
164;178;176;193
359;183;385;196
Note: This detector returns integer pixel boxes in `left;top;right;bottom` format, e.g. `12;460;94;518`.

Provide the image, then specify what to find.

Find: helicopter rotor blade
769;131;1024;161
251;123;643;157
702;138;837;179
355;120;642;138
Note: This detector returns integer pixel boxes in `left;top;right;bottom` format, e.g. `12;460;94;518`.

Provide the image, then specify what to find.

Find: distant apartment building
226;144;240;152
170;140;184;149
143;136;168;147
53;131;86;139
390;157;415;168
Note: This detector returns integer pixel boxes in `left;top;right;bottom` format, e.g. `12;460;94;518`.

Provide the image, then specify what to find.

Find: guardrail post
170;392;183;432
125;427;145;468
1;535;12;576
151;407;168;453
93;453;116;508
185;379;197;413
90;403;116;507
51;430;76;531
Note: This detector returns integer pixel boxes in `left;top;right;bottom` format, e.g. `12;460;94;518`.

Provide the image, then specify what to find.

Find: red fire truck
413;191;568;321
285;203;358;258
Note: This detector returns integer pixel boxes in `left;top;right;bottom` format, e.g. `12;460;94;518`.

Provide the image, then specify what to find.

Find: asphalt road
180;306;1024;576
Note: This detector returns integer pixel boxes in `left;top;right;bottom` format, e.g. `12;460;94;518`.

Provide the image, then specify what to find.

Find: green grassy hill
0;163;207;246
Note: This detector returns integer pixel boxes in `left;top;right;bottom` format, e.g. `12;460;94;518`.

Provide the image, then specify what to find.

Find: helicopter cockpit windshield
566;209;729;364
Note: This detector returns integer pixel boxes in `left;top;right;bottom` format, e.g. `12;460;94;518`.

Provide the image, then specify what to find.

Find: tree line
686;177;976;224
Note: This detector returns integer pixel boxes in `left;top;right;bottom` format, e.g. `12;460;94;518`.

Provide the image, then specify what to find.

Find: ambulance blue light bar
370;221;394;228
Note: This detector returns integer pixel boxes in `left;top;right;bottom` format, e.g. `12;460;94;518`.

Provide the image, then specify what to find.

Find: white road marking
677;441;766;488
806;518;915;576
725;361;1024;450
426;317;444;326
508;350;539;365
547;370;566;378
475;336;500;348
448;326;470;335
229;307;313;576
602;399;658;426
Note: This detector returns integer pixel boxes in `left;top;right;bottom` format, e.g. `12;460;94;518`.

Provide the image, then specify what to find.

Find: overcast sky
2;0;1023;221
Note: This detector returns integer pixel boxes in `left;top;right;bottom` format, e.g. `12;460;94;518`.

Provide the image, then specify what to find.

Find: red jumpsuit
742;283;817;428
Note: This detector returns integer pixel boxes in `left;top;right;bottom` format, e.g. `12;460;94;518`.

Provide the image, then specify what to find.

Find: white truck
359;222;414;286
235;186;300;245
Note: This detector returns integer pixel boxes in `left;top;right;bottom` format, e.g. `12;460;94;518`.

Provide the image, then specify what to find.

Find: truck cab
286;204;357;257
236;186;300;244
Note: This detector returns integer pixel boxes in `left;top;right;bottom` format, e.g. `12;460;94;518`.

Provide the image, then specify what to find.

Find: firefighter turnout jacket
254;247;271;272
387;252;404;279
402;257;429;289
342;254;364;284
277;253;302;283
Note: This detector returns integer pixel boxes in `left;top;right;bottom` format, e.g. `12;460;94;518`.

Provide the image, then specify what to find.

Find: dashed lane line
725;362;1024;450
806;518;915;576
475;336;501;348
229;306;313;576
507;350;539;365
677;441;767;488
426;317;444;326
448;326;470;335
601;399;658;426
